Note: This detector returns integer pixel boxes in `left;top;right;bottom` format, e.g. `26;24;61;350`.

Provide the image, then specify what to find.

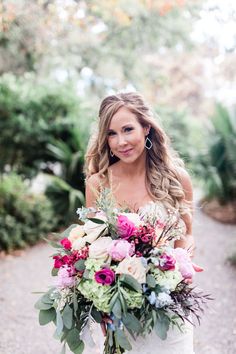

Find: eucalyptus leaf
56;310;64;337
73;341;84;354
72;291;78;316
47;239;63;249
122;313;142;333
112;298;122;319
120;274;142;293
62;304;73;329
35;297;53;310
74;259;86;272
115;328;132;351
87;217;105;224
109;292;119;311
119;293;127;315
39;308;56;325
146;274;156;288
91;307;103;323
66;328;82;351
155;313;170;340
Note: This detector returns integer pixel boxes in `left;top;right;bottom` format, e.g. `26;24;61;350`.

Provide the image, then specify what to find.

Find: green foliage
0;74;89;179
0;173;56;252
195;104;236;203
45;123;88;224
156;106;203;172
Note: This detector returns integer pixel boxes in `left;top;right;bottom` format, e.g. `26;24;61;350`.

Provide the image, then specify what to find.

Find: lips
119;148;133;155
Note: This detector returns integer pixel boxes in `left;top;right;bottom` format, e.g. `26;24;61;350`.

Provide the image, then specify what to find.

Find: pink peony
173;248;195;279
107;239;135;261
60;238;72;250
94;268;115;286
117;215;137;240
55;265;75;288
158;253;176;271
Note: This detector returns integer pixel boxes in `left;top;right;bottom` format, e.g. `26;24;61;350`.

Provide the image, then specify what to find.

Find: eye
124;127;134;132
108;131;116;136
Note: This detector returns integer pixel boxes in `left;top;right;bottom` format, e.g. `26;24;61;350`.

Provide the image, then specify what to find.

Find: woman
84;92;195;354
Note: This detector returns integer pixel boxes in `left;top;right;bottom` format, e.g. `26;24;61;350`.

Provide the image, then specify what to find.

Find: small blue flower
141;257;148;268
148;291;156;305
107;323;116;331
142;284;148;292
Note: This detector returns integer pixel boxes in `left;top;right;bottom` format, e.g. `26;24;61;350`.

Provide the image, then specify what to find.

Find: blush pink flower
94;268;115;286
55;265;75;288
107;239;135;261
60;238;72;250
173;248;195;279
117;215;137;240
158;253;176;271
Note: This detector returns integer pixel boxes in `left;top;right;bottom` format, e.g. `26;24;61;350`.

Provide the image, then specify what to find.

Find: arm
85;173;101;208
174;168;195;257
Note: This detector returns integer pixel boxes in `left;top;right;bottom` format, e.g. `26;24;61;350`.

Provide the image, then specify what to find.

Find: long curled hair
85;92;189;215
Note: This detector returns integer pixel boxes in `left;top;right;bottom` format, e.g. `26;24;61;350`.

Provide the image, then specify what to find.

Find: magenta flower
107;239;135;261
158;253;176;271
117;215;137;240
94;268;115;285
60;238;72;250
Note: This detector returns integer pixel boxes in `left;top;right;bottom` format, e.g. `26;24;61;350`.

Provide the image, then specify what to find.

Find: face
107;106;150;164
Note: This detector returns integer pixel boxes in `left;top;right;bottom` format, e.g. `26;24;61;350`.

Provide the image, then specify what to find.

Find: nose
117;134;127;146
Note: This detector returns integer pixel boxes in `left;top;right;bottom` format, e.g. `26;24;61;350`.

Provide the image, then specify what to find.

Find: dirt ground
0;201;236;354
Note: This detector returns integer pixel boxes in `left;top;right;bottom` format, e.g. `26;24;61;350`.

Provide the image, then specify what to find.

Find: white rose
68;225;85;243
83;215;108;239
116;256;146;284
89;237;113;260
120;213;143;227
72;217;108;251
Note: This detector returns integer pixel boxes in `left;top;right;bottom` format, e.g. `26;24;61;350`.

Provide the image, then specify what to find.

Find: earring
145;136;153;150
110;150;114;157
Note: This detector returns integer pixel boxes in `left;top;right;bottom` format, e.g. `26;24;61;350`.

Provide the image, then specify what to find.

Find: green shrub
194;104;236;203
0;74;90;179
0;173;57;252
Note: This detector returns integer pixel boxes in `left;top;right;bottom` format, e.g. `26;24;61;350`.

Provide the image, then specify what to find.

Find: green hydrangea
121;288;143;309
84;258;106;277
151;268;182;291
78;279;114;312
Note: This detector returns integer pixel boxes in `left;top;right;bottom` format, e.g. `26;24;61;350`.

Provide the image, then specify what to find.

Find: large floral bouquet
35;190;210;354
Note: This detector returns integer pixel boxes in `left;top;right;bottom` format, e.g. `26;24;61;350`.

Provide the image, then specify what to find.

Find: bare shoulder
86;173;102;189
177;167;193;201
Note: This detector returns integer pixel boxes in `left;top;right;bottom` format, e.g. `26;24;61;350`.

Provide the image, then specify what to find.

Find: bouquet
35;189;210;354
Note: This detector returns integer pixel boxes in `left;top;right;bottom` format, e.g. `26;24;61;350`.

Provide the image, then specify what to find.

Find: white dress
81;201;195;354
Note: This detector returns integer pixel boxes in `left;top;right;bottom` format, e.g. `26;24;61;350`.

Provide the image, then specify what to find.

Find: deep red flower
60;238;72;250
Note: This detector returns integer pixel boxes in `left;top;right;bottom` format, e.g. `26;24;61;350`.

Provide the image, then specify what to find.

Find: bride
84;92;195;354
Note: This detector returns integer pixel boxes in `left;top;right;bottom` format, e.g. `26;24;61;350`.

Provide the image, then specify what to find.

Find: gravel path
0;204;236;354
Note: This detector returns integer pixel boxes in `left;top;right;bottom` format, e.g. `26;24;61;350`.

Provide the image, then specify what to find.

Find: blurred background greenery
0;0;235;252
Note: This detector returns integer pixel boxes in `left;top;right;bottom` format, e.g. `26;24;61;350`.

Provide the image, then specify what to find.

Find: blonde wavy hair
85;92;189;215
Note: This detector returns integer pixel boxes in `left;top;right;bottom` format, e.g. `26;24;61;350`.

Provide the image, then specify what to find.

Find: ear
144;124;151;136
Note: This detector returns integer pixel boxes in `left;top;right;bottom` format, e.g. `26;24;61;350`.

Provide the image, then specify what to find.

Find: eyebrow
107;124;133;132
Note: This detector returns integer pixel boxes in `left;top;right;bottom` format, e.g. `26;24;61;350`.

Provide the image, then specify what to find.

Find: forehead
109;106;139;129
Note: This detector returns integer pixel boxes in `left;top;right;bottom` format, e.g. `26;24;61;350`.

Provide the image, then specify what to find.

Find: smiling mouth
119;148;133;154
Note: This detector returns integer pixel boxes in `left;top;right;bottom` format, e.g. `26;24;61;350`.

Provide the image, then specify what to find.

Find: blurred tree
0;0;198;98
